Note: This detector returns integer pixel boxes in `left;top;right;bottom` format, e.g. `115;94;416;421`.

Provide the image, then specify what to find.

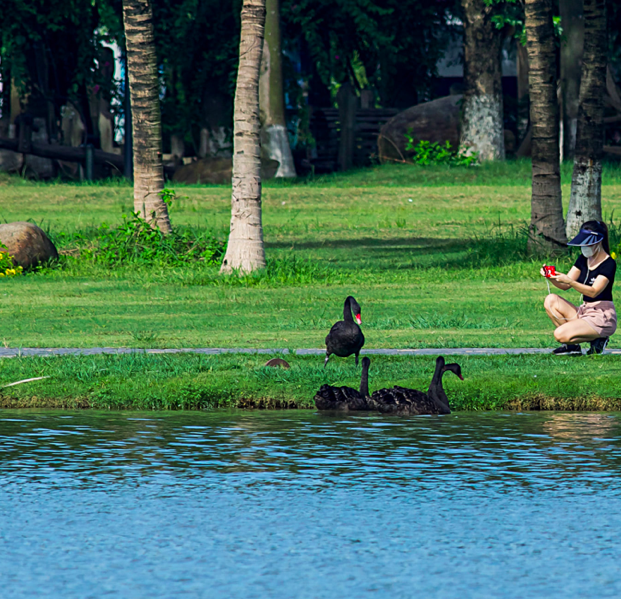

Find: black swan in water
324;296;365;366
370;356;463;415
314;357;371;411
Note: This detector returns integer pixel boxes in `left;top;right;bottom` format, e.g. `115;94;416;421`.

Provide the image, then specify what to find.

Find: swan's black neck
359;359;370;396
343;297;354;323
427;357;450;412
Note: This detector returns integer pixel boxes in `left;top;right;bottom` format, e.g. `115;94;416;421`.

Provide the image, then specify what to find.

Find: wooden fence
308;107;399;172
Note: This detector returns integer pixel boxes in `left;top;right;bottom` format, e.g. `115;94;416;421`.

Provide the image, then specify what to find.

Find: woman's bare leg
544;294;578;328
554;319;600;344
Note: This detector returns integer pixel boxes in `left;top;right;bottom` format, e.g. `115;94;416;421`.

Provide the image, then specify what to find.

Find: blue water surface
1;410;620;598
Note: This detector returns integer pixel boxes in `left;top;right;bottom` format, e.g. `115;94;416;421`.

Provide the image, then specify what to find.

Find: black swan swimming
324;296;365;366
370;356;463;415
314;357;371;411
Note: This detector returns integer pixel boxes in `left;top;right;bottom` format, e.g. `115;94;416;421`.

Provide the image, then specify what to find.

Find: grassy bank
1;352;621;411
3;161;621;350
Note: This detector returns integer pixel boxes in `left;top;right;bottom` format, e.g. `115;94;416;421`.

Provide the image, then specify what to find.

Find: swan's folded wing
371;388;401;413
393;386;440;415
315;385;364;411
342;388;370;411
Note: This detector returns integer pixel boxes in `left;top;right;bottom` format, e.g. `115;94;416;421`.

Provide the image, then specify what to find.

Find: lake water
1;410;621;598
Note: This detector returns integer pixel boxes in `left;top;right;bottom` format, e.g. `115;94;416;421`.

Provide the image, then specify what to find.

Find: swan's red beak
355;314;362;324
458;375;464;380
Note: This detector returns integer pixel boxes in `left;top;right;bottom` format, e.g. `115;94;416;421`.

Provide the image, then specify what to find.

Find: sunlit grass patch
0;161;621;349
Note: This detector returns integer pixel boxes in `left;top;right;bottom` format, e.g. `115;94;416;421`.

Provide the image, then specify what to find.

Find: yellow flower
612;252;617;260
0;273;5;277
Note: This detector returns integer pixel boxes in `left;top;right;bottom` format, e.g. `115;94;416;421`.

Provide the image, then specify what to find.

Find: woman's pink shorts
577;301;617;337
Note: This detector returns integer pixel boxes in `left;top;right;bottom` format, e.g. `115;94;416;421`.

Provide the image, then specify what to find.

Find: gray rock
265;358;291;369
24;118;55;179
378;95;462;163
0;222;58;269
0;149;23;173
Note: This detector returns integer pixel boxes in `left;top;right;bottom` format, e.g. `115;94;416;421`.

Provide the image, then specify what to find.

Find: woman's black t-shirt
574;254;616;302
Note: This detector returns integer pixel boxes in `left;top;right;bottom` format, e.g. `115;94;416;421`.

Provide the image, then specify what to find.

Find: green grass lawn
3;160;621;408
2;160;621;351
1;352;621;411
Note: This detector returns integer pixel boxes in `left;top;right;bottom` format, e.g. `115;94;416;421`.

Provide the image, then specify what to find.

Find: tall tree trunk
220;0;267;274
525;0;567;252
565;0;607;238
559;0;585;161
122;0;172;233
259;0;296;178
123;55;133;180
0;64;10;138
516;41;530;144
459;0;505;161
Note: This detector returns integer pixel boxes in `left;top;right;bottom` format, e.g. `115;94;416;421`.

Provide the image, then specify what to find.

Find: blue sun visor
567;229;604;247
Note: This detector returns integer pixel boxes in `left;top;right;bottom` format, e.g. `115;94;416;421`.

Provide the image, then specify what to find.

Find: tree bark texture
259;0;296;178
559;0;585;160
566;0;607;238
525;0;567;252
459;0;505;161
122;0;172;233
516;41;530;143
221;0;267;274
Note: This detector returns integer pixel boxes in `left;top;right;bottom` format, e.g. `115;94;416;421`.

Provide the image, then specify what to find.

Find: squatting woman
542;220;617;355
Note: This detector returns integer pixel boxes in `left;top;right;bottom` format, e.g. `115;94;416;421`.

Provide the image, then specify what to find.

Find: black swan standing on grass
370;356;463;415
324;296;365;367
314;357;371;411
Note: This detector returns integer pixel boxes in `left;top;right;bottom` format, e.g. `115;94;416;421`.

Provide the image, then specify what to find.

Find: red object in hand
543;265;557;278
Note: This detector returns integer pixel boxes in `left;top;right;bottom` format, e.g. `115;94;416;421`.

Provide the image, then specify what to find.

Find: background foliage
1;0;460;153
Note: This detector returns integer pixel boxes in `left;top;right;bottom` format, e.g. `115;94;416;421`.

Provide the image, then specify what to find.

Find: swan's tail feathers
315;385;370;411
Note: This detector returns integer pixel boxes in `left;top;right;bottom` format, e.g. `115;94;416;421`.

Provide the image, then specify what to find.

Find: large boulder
378;95;462;163
0;149;22;173
24;118;55;179
172;156;280;185
0;222;58;269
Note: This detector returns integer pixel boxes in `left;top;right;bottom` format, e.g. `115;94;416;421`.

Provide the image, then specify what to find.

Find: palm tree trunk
525;0;567;252
259;0;296;178
122;0;172;234
516;41;530;144
565;0;607;238
220;0;267;274
459;0;505;161
559;0;585;161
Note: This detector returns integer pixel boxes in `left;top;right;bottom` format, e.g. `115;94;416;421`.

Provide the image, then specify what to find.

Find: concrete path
0;347;618;358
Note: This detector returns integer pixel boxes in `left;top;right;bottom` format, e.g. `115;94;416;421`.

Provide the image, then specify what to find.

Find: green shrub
52;212;225;269
403;135;479;167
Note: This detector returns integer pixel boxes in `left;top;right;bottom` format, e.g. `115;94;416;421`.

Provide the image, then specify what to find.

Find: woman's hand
550;272;573;285
539;267;547;277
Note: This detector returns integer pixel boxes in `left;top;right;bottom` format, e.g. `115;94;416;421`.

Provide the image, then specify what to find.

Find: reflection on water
542;412;618;441
1;410;621;598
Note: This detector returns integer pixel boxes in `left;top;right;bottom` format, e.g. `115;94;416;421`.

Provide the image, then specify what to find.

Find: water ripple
1;410;621;598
